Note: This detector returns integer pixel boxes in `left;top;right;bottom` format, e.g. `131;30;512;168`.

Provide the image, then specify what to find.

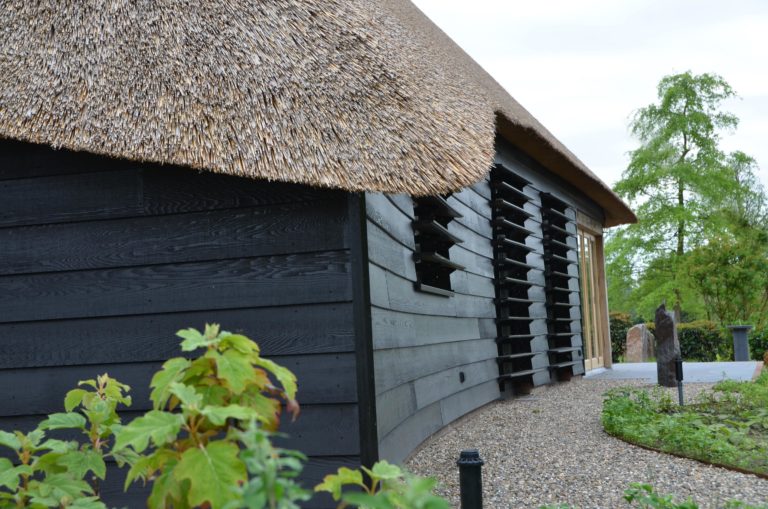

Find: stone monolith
625;324;654;362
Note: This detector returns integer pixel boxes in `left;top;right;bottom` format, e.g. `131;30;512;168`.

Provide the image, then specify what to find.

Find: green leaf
169;382;203;411
0;458;20;490
368;460;402;481
64;389;88;412
315;467;365;501
0;430;21;451
212;349;255;394
201;404;259;426
124;449;176;491
113;411;184;453
30;473;93;500
100;374;131;405
150;357;191;409
39;439;77;454
253;357;298;400
57;450;107;480
342;492;394;509
174;441;246;509
178;327;217;351
219;334;259;354
147;458;184;509
39;412;87;431
68;497;108;509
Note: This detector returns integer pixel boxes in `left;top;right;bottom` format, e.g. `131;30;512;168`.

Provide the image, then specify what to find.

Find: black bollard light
457;449;484;509
675;356;684;406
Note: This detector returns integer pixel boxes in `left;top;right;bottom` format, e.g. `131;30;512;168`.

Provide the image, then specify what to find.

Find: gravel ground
405;378;768;509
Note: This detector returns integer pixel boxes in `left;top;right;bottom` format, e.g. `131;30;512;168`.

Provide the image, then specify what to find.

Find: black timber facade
367;137;605;462
0;139;362;508
0;136;608;505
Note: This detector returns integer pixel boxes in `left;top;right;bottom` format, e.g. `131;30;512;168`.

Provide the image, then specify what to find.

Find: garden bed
603;371;768;477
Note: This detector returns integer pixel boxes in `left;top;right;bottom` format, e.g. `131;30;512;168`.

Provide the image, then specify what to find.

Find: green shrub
749;328;768;361
0;325;449;509
610;312;633;362
677;320;731;361
644;320;730;361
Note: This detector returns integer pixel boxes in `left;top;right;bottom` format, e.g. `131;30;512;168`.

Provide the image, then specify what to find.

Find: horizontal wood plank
0;303;355;369
374;339;498;394
0;354;358;416
0;170;142;228
0;403;358;457
0;251;351;323
0;200;347;275
371;308;486;350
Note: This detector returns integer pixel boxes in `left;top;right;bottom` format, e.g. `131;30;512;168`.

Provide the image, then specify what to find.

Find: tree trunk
674;179;685;324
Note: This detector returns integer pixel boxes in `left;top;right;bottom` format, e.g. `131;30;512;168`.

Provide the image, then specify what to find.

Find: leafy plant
315;461;449;509
623;483;697;509
602;373;768;477
1;325;448;509
0;374;131;508
539;483;767;508
228;424;310;509
609;312;633;362
114;324;299;509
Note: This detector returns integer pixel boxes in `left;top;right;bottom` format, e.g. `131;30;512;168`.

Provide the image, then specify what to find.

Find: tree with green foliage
608;71;760;321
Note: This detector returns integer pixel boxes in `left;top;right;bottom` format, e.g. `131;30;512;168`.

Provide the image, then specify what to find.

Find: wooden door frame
576;213;612;369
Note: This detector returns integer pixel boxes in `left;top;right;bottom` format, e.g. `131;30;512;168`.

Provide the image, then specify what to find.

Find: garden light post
457;449;484;509
727;325;752;362
675;356;684;406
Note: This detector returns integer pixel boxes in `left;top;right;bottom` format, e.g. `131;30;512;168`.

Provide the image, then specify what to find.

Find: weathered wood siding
366;184;500;463
368;138;607;462
0;139;359;508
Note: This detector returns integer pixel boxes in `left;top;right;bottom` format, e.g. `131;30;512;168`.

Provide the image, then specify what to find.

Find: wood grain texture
0;201;347;275
89;456;361;509
0;170;142;228
0;303;355;369
0;138;140;180
374;340;498;394
377;402;443;463
382;270;494;318
366;186;499;464
0;404;358;457
0;251;351;323
0;142;363;504
0;354;358;416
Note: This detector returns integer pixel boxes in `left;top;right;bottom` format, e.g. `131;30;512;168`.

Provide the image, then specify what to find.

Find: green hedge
644;320;730;362
677;321;731;361
611;315;767;362
749;329;768;361
609;312;632;362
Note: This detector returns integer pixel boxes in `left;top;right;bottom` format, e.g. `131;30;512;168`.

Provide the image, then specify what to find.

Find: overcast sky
411;0;768;188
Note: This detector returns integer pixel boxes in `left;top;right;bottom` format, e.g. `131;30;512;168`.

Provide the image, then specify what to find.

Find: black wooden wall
366;185;500;463
367;138;607;463
0;139;359;508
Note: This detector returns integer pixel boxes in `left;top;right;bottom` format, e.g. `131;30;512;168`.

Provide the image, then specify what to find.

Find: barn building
0;0;635;506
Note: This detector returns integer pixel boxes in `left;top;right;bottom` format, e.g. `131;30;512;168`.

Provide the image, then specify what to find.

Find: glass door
578;230;605;370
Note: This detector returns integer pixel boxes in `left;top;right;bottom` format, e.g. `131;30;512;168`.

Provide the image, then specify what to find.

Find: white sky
411;0;768;188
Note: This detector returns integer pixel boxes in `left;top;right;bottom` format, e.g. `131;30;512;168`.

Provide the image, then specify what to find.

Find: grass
602;371;768;477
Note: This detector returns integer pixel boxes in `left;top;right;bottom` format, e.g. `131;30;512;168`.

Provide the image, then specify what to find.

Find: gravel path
405;378;768;509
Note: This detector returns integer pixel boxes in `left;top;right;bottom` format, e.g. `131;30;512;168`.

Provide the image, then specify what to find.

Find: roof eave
495;115;636;228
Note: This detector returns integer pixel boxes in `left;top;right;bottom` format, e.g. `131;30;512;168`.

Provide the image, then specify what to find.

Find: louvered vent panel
490;164;548;391
412;195;464;297
541;193;585;379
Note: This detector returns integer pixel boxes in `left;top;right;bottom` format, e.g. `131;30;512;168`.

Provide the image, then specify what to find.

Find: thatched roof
0;0;634;226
